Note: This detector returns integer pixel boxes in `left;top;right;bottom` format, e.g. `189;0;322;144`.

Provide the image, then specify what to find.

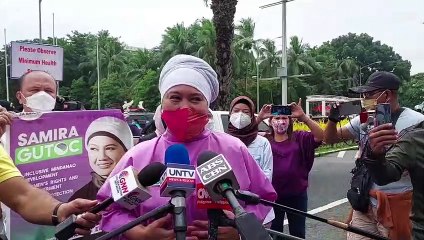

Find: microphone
196;151;271;240
196;183;232;240
160;144;195;240
196;151;240;202
55;162;166;240
235;190;389;240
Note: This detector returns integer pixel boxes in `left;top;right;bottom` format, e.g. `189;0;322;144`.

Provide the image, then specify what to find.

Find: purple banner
6;110;133;239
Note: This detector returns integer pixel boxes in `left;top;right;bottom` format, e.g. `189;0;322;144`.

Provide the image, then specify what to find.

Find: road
274;150;357;239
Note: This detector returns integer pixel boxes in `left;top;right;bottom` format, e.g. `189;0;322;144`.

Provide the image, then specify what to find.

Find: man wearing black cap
324;71;424;240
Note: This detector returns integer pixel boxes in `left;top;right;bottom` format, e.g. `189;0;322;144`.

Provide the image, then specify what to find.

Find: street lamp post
39;0;42;43
256;62;260;113
260;0;295;105
359;61;382;86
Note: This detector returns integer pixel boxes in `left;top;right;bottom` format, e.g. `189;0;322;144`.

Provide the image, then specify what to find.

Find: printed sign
10;42;64;80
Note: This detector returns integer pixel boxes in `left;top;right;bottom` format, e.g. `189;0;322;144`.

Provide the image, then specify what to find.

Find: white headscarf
159;54;219;105
154;105;166;136
85;116;133;151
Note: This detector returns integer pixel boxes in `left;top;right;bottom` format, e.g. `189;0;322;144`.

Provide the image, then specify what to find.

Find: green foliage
0;22;414;113
399;73;424;108
133;70;160;111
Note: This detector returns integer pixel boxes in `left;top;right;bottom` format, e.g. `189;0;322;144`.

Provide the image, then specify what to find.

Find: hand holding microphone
160;144;196;240
55;162;166;240
196;151;272;240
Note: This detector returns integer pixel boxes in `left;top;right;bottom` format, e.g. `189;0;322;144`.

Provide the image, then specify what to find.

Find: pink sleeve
241;145;277;221
97;155;140;235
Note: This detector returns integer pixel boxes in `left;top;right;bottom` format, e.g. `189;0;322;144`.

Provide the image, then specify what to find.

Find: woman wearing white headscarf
97;55;276;240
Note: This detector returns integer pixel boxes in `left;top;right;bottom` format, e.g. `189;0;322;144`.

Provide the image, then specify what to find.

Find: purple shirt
271;131;321;196
97;130;277;236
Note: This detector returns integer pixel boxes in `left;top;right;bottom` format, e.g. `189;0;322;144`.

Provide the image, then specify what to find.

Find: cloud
1;0;423;73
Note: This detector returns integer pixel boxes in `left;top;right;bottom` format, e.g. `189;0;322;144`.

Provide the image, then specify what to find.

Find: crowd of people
0;54;423;240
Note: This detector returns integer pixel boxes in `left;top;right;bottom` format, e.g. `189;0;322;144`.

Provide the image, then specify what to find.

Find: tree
287;36;320;76
316;33;411;82
193;19;217;68
399;73;424;108
133;70;160;111
205;0;238;110
160;23;195;63
69;78;92;107
90;72;134;109
258;39;280;78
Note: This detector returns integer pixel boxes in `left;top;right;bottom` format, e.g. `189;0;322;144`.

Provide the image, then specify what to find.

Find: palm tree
287;36;321;75
233;18;258;94
204;0;238;110
258;39;281;78
77;31;126;85
194;19;217;68
160;23;194;63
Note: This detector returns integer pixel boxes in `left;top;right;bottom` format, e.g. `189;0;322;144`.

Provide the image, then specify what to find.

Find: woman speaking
97;55;276;240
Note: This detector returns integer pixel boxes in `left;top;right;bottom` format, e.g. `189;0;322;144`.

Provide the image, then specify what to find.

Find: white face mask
24;91;56;112
230;112;252;129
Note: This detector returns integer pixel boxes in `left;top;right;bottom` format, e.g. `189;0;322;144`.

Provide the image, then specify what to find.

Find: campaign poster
3;110;133;240
10;42;64;81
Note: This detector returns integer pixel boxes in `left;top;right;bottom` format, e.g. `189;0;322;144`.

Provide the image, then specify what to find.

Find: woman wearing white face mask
228;96;273;180
257;99;324;239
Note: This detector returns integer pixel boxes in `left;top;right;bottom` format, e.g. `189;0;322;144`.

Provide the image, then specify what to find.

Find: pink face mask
161;108;209;142
272;119;289;134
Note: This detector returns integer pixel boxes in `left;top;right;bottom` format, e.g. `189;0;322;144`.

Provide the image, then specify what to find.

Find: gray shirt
346;108;424;205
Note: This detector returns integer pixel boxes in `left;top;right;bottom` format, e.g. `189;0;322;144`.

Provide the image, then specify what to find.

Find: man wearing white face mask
16;70;57;113
0;71;57;139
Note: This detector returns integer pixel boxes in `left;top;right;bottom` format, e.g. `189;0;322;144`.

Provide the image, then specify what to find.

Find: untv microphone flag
110;166;151;210
160;163;196;197
196;183;232;211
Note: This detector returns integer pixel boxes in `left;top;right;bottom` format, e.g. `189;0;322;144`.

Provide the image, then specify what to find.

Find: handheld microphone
55;162;166;240
160;144;195;240
196;151;271;240
196;183;232;240
196;151;240;202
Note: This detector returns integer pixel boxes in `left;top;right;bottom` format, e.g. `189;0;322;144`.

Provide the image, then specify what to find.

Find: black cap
349;71;401;94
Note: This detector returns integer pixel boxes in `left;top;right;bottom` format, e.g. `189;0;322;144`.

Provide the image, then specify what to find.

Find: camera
54;96;84;111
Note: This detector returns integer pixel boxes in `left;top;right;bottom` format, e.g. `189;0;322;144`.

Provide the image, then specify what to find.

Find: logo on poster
15;126;83;165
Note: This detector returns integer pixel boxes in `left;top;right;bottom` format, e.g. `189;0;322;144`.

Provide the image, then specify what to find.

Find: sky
1;0;423;74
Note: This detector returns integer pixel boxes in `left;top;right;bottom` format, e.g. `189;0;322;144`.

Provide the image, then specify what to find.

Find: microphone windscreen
197;151;219;166
137;162;166;186
165;144;190;165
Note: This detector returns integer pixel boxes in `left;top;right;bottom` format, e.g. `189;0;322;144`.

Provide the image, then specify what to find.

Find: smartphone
271;105;292;116
338;100;362;116
374;103;391;126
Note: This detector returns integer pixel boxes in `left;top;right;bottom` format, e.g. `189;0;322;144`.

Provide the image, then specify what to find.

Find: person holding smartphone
324;71;424;240
257;99;323;239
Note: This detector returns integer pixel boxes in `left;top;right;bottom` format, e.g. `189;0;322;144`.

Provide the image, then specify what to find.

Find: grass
316;140;358;155
293;119;358;156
